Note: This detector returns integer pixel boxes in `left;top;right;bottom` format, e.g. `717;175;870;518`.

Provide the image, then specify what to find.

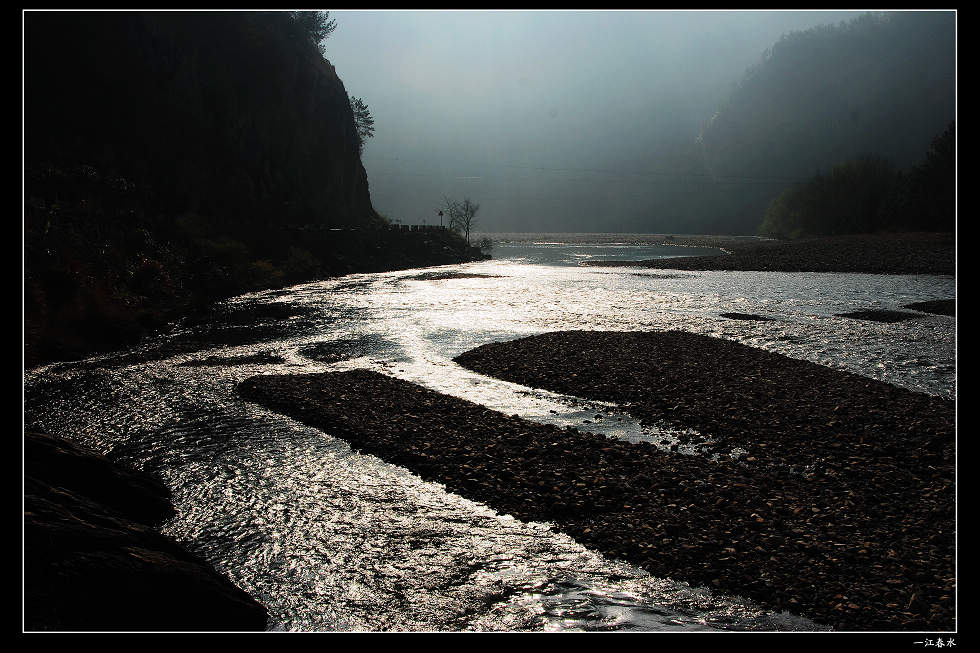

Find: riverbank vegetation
758;123;955;238
24;166;484;367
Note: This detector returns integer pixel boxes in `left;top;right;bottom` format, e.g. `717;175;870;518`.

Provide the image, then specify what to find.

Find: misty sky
324;10;868;233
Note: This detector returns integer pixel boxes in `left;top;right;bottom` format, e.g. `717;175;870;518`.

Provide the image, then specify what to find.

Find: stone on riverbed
237;332;954;633
450;331;953;631
719;312;773;321
835;310;920;323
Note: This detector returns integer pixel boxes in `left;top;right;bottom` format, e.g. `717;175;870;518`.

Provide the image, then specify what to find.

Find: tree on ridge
290;10;336;55
350;97;375;155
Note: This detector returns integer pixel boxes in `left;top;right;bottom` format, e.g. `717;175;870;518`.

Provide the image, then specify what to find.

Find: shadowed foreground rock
24;432;268;631
238;337;954;632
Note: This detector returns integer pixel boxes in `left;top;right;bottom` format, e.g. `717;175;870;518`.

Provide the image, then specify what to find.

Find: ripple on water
24;257;953;631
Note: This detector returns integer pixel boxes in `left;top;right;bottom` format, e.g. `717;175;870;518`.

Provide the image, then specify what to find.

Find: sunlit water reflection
24;240;955;631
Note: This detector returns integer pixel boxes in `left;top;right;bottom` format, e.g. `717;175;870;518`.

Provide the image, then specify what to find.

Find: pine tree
350;97;375;155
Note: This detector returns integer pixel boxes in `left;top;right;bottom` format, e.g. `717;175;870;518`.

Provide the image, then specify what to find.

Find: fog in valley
324;10;954;234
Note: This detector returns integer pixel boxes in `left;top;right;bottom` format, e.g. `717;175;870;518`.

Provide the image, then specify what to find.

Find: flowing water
23;237;956;632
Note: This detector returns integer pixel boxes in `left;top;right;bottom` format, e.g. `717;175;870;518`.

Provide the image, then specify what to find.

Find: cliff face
26;11;378;228
24;12;483;367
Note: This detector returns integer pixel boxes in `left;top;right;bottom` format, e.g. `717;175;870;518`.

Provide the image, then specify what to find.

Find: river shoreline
24;223;488;371
581;232;955;275
238;330;955;631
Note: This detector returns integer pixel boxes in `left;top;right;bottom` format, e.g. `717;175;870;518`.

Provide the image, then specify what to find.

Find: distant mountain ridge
689;11;955;233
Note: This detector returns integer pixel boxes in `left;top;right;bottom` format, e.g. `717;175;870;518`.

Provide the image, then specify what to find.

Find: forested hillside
759;122;954;238
689;11;955;234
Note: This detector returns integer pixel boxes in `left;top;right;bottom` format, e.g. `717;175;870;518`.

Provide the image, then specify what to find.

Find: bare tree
441;196;479;245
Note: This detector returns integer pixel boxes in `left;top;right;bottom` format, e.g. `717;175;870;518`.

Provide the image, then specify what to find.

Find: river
23;237;955;631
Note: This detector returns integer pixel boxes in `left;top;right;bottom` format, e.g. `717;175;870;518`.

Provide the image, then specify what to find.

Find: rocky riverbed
238;329;955;632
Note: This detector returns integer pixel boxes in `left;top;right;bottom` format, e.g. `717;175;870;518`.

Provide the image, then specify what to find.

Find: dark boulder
24;432;268;631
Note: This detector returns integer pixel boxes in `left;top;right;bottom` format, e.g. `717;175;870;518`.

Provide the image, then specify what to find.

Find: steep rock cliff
26;11;378;228
24;12;482;366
